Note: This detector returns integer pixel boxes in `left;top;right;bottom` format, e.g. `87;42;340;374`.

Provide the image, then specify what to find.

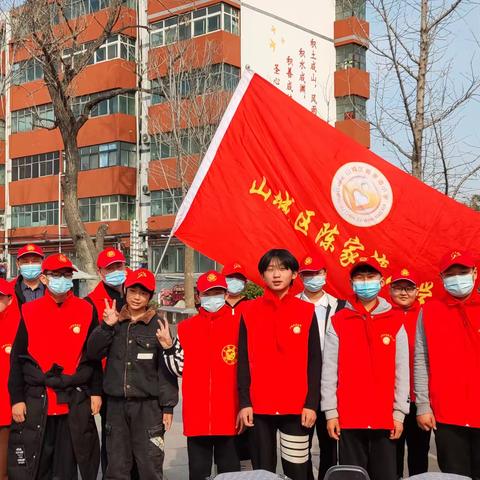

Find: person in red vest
8;253;102;480
86;268;178;480
415;250;480;477
84;246;127;475
321;257;409;480
389;268;430;478
0;280;20;480
157;270;242;480
237;249;321;480
222;262;249;313
12;244;45;307
297;254;345;480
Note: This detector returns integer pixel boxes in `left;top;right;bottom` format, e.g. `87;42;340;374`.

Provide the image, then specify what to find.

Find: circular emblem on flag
107;250;115;258
304;257;312;265
331;162;393;227
221;344;237;365
207;273;217;282
3;344;12;354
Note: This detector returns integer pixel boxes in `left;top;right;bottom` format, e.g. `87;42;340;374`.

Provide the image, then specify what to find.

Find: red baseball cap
439;250;476;273
125;268;156;292
299;254;326;273
197;271;227;293
350;256;382;275
42;253;77;273
97;247;126;269
17;244;44;259
0;279;13;296
391;268;418;286
222;262;247;278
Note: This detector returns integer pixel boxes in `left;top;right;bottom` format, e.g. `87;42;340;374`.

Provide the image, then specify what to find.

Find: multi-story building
0;0;369;286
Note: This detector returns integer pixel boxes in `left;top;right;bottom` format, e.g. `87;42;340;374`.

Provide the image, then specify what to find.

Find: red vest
179;305;240;436
242;290;314;415
332;298;403;429
87;281;112;318
22;292;92;415
393;302;421;402
0;303;20;426
422;291;480;427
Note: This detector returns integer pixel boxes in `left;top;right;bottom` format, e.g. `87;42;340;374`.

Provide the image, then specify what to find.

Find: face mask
303;274;326;293
200;294;225;313
20;263;42;280
353;279;381;300
105;270;126;287
47;276;73;295
226;277;245;295
443;274;475;298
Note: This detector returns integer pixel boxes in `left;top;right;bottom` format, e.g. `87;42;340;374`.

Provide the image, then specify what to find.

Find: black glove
44;364;72;389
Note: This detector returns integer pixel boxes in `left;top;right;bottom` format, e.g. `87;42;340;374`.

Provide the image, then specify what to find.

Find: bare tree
5;0;138;275
148;37;236;307
367;0;480;199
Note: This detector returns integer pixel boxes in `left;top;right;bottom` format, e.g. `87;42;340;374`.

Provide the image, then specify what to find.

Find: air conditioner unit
344;111;356;120
142;133;150;144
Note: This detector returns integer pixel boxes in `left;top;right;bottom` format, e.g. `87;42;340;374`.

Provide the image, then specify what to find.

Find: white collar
300;290;329;307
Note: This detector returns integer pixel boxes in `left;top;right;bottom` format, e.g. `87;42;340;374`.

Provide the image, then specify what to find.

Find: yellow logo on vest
2;344;12;354
381;334;394;346
221;344;237;365
70;324;81;335
290;324;302;335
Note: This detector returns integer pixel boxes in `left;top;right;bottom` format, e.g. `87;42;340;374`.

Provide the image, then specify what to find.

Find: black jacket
7;356;100;480
86;307;178;412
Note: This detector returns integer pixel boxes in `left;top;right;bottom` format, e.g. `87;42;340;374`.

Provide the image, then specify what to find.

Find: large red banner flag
172;70;480;301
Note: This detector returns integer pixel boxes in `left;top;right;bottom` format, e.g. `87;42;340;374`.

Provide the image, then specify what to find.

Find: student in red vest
415;250;480;478
222;262;249;313
389;268;430;478
87;268;178;480
157;270;241;480
84;246;127;475
8;253;101;480
237;249;321;480
297;254;345;480
0;280;20;480
321;257;409;480
12;244;45;307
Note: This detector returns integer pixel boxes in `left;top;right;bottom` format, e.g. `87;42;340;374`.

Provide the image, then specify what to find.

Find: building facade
0;0;369;284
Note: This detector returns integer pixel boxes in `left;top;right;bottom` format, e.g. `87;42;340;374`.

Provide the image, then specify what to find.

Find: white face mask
200;294;225;313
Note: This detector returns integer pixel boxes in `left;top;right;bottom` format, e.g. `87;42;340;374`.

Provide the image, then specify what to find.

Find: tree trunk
184;245;195;309
61;134;98;279
412;0;430;180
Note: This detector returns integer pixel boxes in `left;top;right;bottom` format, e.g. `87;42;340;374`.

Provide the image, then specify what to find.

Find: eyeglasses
47;272;74;279
391;285;417;293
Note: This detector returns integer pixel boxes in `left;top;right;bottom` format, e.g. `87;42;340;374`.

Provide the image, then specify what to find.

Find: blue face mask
47;276;73;295
105;270;126;287
443;274;475;298
353;279;381;300
226;277;245;295
303;274;326;293
200;294;225;313
20;263;42;280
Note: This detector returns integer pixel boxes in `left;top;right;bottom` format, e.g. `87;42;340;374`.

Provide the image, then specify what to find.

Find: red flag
173;70;480;302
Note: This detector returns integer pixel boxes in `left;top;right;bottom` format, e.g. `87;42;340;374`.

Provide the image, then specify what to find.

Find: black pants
187;435;240;480
251;414;310;480
339;429;396;480
435;422;480;479
37;415;77;480
396;403;431;477
105;397;165;480
307;412;337;480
